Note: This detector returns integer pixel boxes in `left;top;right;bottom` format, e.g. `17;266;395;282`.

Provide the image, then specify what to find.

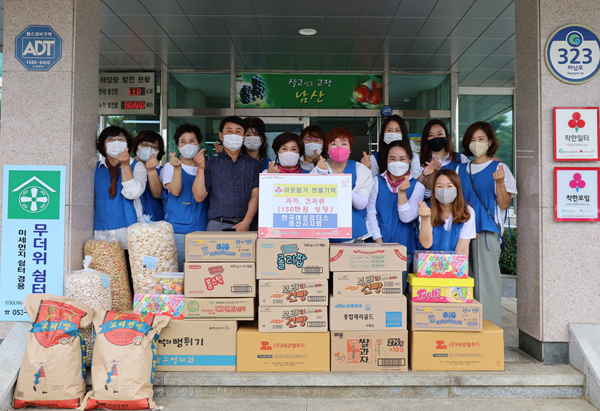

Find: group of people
94;115;516;327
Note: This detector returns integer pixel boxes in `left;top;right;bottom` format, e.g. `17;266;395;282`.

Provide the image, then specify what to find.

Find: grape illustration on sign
545;25;600;84
15;25;62;71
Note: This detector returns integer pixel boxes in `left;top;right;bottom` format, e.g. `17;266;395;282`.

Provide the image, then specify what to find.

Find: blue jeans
402;253;414;295
174;233;186;270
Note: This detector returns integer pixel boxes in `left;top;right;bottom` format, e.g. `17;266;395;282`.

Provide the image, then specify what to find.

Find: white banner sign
555;167;600;221
554;107;599;161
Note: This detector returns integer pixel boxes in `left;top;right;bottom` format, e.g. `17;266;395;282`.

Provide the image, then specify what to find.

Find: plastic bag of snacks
84;232;132;311
13;294;93;409
66;256;112;367
154;272;183;295
127;216;178;295
80;311;170;410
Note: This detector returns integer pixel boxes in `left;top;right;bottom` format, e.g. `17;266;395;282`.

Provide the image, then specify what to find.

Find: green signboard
8;170;62;220
235;74;383;109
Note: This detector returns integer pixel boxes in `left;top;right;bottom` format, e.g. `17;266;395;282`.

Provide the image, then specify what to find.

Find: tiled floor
501;297;537;363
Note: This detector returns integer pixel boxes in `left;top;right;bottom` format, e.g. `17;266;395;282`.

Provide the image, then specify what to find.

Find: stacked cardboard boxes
408;251;504;371
329;243;409;372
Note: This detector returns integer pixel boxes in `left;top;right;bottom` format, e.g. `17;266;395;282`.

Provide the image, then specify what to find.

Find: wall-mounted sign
15;25;62;71
545;24;600;84
236;74;384;109
98;72;156;115
554;107;600;161
381;105;393;117
0;166;66;321
258;174;352;238
555;167;600;221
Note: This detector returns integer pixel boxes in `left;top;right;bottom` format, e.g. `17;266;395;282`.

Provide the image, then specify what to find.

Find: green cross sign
7;170;61;220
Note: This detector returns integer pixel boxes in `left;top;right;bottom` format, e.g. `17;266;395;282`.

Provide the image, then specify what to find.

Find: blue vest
441;157;461;171
457;161;500;234
140;165;164;222
420;219;464;252
375;175;418;253
261;157;272;171
94;160;139;231
331;160;369;242
164;167;208;234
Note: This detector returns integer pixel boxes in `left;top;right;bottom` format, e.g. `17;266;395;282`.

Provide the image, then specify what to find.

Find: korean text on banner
258;174;353;239
0;166;66;321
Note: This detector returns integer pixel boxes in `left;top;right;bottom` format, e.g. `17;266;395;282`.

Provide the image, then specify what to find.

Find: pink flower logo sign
274;186;283;194
568;112;586;132
569;173;586;192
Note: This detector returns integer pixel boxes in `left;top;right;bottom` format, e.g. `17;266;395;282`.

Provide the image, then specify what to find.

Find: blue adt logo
15;25;62;71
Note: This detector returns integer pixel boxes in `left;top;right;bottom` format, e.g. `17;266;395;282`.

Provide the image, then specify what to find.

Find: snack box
154;272;184;295
133;294;184;319
331;330;408;372
414;251;468;278
259;306;328;332
237;323;330;372
329;243;407;272
184;262;255;297
256;238;329;279
333;272;403;297
408;274;474;303
409;300;483;331
183;297;254;320
329;295;407;331
259;279;328;306
156;320;237;371
410;320;504;371
185;232;256;262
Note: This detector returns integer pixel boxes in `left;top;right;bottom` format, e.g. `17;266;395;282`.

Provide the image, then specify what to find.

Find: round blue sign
15;25;62;71
381;105;393;117
545;24;600;84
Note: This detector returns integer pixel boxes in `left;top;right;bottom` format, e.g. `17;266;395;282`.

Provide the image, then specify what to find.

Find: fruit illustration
370;80;383;90
568;112;585;132
252;75;266;102
353;85;370;103
368;89;382;105
240;85;253;104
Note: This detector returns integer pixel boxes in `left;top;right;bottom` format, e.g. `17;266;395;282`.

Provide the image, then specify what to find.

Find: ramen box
259;306;328;332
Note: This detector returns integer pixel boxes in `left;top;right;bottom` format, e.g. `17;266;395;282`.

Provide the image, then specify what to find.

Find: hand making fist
145;154;159;170
213;142;223;154
169;152;181;168
493;164;505;184
360;151;371;169
317;156;328;171
194;149;206;169
267;161;280;173
397;177;411;192
418;201;431;218
117;150;130;165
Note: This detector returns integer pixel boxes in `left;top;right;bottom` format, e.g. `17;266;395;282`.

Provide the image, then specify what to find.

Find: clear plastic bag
127;215;178;295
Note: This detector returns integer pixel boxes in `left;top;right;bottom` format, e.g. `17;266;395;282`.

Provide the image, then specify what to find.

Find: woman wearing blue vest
456;121;517;327
94;126;148;248
160;123;208;268
311;127;373;242
131;130;165;222
243;117;272;171
418;170;476;255
264;132;309;174
366;141;426;292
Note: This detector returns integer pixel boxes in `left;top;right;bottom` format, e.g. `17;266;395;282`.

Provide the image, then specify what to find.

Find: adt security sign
545;24;600;84
15;25;62;71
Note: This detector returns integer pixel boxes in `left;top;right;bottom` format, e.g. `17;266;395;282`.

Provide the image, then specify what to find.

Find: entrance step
154;362;585;400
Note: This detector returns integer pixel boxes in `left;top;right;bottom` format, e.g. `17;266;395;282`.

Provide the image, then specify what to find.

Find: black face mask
427;137;447;153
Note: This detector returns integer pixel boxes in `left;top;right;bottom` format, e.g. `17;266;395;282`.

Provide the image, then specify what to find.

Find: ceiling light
299;28;317;36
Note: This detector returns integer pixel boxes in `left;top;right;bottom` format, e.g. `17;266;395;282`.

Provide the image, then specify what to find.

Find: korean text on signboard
0;166;66;321
258;174;352;239
554;107;600;161
15;25;62;71
98;72;156;115
554;167;600;221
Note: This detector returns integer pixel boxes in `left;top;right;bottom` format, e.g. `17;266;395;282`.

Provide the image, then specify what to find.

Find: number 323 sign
545;25;600;84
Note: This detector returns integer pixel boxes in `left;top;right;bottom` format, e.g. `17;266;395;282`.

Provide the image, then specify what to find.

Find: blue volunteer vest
441;157;461;171
375;174;418;253
457;161;500;234
261;157;272;171
94;160;139;231
331;160;369;242
164;167;208;234
140;165;164;222
421;219;464;252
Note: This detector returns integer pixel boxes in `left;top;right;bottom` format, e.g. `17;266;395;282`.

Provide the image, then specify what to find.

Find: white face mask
469;141;489;158
179;144;199;159
106;141;128;158
435;188;457;205
383;132;403;145
279;151;300;167
137;146;153;162
305;142;322;157
387;161;410;177
223;134;244;151
244;136;262;152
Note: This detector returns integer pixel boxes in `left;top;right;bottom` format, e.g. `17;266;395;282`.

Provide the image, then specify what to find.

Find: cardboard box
414;251;469;279
408;274;474;303
333;272;403;298
259;306;328;332
259;279;328;306
409;300;483;331
156;319;237;371
185;262;256;297
329;295;407;331
133;294;184;319
185;232;256;262
183;297;254;320
410;320;504;371
237;323;330;372
256;238;329;279
329;243;407;272
331;330;408;372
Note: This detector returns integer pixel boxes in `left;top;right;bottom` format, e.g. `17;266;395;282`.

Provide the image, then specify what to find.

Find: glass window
388;74;450;111
169;73;230;109
168;117;224;159
106;115;160;136
310;117;377;162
